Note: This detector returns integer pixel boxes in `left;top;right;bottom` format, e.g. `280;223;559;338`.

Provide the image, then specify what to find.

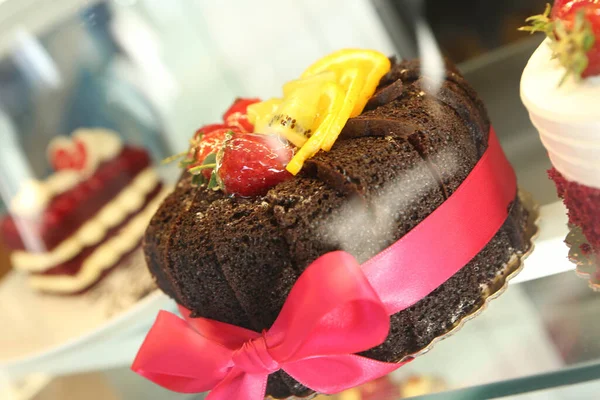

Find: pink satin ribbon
363;128;516;314
132;128;516;399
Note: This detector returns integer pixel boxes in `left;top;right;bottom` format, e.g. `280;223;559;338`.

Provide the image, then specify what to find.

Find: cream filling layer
11;168;160;272
28;186;170;293
521;39;600;189
10;171;82;218
531;114;600;189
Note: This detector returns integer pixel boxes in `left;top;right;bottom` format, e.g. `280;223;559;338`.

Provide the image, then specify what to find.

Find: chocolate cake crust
143;58;529;399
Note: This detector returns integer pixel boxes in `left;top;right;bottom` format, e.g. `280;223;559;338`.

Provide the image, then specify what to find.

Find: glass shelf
1;1;598;399
404;269;600;399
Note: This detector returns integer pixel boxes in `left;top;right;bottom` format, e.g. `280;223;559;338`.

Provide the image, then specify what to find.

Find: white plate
0;249;175;379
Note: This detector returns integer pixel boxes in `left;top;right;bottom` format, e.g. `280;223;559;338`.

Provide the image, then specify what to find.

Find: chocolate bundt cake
144;58;530;399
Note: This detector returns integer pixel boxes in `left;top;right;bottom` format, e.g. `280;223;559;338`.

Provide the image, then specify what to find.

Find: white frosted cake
521;39;600;189
520;1;600;253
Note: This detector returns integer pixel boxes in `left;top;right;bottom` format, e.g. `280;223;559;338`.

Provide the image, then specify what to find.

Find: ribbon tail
206;368;269;400
283;354;410;395
132;311;234;393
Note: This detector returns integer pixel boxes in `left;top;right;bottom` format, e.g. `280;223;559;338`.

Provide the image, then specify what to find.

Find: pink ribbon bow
132;252;406;400
132;128;517;399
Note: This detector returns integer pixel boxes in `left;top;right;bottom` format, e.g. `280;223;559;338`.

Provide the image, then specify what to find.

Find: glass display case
1;1;599;399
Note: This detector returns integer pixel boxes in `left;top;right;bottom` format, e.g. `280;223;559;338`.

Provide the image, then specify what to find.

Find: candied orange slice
321;67;366;151
250;49;391;175
301;49;391;117
282;71;337;97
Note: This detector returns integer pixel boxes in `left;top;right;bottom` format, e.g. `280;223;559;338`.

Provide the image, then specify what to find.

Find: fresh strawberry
522;1;600;80
551;0;600;77
187;128;238;179
552;0;600;23
166;98;265;188
216;133;293;197
222;98;261;132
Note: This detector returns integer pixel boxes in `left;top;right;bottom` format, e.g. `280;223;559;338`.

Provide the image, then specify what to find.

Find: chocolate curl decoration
365;79;404;110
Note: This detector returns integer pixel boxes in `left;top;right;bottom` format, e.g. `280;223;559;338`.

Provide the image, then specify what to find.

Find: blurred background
0;0;549;202
6;0;600;399
0;0;549;213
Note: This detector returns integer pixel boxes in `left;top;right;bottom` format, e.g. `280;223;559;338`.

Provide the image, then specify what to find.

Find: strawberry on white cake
0;129;170;294
521;0;600;254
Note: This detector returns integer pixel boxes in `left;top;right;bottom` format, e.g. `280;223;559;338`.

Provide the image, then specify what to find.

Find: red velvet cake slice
0;129;170;294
